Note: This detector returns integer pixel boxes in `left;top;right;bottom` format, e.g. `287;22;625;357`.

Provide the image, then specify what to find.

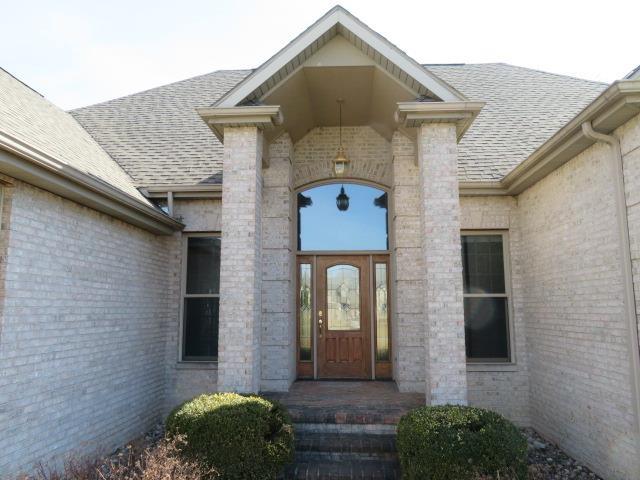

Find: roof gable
213;5;466;108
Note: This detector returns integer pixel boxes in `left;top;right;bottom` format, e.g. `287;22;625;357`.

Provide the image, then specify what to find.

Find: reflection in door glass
375;263;390;361
327;265;360;330
299;264;312;361
298;183;388;251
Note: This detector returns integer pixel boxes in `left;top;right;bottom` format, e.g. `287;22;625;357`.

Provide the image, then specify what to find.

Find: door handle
318;311;323;336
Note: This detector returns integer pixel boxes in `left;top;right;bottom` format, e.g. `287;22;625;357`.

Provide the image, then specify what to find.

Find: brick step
286;406;405;425
294;422;396;435
281;459;400;480
295;432;397;461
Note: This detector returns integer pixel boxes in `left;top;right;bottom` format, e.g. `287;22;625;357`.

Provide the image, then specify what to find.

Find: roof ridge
427;62;608;85
490;62;608;86
71;69;252;113
0;67;44;97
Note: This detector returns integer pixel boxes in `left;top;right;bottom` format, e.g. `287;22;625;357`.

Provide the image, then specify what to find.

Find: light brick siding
0;178;173;476
391;132;426;392
518;138;640;479
293;126;392;188
164;199;221;411
460;196;531;425
417;123;467;405
261;134;295;391
217;126;263;393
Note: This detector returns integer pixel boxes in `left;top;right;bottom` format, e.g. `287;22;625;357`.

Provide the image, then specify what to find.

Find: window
461;233;511;362
182;235;221;361
297;183;388;251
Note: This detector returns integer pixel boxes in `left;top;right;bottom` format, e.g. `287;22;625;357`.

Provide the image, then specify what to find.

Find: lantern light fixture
336;185;350;212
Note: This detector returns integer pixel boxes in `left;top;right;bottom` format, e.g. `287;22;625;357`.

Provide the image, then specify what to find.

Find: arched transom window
297;183;388;251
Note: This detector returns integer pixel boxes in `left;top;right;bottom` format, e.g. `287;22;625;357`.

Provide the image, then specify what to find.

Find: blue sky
299;184;387;251
2;0;638;110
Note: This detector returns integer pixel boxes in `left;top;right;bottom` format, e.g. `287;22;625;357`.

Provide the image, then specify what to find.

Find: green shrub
166;393;294;480
397;405;527;480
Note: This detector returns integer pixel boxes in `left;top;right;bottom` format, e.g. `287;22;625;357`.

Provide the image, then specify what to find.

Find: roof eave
0;133;183;235
501;79;640;195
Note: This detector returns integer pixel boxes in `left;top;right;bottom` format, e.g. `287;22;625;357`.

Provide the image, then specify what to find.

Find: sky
2;0;638;110
299;184;388;251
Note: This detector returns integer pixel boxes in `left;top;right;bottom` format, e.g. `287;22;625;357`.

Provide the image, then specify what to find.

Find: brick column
217;126;263;393
391;131;426;392
260;134;295;391
417;123;467;405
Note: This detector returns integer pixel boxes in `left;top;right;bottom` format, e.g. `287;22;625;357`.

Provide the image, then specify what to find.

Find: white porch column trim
217;125;264;393
417;122;468;405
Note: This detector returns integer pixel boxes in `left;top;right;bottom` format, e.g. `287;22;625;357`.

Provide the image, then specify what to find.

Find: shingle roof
427;63;607;181
0;68;147;203
72;70;249;187
71;63;607;186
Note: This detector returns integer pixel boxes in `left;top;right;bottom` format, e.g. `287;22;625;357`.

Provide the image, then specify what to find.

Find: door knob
318;316;323;336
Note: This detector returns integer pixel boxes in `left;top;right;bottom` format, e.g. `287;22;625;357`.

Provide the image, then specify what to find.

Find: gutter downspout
582;121;640;456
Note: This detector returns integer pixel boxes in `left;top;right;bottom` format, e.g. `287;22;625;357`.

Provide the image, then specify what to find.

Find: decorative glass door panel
317;256;371;379
326;265;360;331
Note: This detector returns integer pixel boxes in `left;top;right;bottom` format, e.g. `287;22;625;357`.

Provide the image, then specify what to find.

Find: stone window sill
175;361;218;371
466;363;519;372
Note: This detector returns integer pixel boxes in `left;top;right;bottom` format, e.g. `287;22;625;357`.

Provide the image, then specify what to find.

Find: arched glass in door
297;183;388;251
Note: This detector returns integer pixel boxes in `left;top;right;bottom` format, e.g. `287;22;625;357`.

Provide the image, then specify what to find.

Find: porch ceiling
263;62;416;142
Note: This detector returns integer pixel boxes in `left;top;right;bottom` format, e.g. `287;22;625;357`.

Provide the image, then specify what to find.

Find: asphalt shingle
0;68;147;202
71;63;607;186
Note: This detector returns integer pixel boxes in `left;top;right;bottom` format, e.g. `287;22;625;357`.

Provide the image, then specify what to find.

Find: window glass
186;237;221;294
462;233;510;362
298;183;388;251
462;235;505;294
327;265;361;330
299;264;312;361
184;298;219;359
183;235;220;361
464;297;509;359
375;263;390;361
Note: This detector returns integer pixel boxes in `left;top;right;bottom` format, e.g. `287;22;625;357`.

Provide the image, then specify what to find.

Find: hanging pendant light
333;98;350;176
336;185;350;211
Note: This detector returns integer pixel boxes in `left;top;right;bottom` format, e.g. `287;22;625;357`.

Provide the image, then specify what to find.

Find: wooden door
316;255;371;379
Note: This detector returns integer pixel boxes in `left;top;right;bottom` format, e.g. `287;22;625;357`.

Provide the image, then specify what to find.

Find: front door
316;255;372;379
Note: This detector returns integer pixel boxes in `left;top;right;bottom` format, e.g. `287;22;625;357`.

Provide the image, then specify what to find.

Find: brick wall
417;123;467;405
261;134;295;391
0;178;173;476
217;126;263;393
391;132;426;392
293;126;392;188
518;137;640;478
460;196;530;425
163;199;221;412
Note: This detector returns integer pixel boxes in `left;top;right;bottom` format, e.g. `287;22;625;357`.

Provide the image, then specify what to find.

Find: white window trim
178;232;221;363
461;230;516;369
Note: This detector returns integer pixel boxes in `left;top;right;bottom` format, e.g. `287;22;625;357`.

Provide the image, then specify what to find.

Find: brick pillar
417;123;467;405
391;131;426;392
217;126;263;393
261;134;295;391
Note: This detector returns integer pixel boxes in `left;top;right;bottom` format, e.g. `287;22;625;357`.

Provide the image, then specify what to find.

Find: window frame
179;232;221;363
461;230;516;366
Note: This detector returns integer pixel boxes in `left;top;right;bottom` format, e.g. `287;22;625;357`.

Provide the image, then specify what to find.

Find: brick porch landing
262;380;425;425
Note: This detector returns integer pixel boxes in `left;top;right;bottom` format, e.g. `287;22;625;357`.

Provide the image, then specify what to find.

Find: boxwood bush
397;405;527;480
166;392;294;479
